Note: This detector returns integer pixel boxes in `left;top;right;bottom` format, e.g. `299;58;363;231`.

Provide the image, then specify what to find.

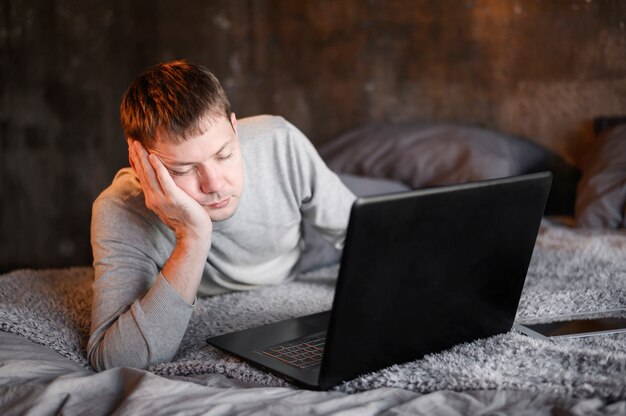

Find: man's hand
128;140;212;244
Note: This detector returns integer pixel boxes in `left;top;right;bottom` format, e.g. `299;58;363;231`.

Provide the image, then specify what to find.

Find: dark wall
1;0;625;271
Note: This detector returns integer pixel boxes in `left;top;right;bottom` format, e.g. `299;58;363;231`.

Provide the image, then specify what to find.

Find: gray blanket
1;220;625;400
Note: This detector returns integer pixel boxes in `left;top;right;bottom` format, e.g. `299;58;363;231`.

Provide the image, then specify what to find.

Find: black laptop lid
318;172;552;389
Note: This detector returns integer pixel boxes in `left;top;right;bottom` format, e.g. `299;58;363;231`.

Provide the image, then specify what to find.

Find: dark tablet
515;310;626;339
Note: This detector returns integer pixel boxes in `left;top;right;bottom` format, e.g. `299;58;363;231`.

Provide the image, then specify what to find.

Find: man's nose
198;165;224;194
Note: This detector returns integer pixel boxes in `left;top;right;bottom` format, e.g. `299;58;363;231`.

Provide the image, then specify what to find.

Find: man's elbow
87;337;152;372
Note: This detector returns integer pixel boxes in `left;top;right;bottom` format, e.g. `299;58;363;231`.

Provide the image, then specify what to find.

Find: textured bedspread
1;220;626;414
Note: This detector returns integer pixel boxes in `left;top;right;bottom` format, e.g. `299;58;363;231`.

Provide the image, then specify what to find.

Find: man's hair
120;60;231;145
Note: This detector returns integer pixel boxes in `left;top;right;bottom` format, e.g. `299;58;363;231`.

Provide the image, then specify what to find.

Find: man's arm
88;141;212;371
128;140;212;303
88;196;197;371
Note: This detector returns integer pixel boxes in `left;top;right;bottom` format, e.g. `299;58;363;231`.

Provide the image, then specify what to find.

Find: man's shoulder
92;168;170;247
238;114;290;136
93;168;148;215
238;115;306;143
238;115;309;153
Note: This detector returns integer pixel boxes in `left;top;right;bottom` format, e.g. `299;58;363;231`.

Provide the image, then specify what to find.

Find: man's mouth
205;197;230;209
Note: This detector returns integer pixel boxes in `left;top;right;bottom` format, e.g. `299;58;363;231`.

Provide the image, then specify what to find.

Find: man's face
148;113;244;222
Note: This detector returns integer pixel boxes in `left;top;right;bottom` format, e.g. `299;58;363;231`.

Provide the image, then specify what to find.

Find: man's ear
230;112;238;133
127;139;137;172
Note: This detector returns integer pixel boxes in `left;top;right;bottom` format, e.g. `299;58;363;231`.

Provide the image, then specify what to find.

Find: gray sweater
88;115;355;371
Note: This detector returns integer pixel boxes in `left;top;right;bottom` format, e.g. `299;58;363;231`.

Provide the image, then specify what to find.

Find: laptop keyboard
260;333;326;369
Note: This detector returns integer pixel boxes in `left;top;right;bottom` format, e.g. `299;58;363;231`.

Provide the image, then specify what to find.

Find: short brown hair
120;60;231;146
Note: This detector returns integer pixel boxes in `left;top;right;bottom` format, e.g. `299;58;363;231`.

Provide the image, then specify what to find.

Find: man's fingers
148;153;180;197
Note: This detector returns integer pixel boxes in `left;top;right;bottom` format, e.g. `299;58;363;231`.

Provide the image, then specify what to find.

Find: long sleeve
87;174;194;371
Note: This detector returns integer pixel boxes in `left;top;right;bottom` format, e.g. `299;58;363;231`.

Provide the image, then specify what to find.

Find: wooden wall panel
1;0;624;270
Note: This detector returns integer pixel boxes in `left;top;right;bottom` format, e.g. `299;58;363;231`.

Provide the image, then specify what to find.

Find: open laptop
207;172;552;390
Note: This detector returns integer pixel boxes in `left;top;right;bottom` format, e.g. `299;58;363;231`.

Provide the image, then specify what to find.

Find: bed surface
3;121;626;414
3;331;624;416
1;220;626;415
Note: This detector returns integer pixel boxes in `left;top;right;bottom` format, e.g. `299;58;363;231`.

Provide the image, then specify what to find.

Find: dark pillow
299;174;410;272
320;122;580;215
575;124;626;228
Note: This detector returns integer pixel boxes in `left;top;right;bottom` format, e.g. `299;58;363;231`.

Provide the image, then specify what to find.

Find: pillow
337;173;410;196
299;174;411;272
319;122;580;215
575;124;626;228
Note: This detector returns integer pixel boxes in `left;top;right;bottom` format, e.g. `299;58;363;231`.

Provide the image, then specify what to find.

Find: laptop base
208;311;330;389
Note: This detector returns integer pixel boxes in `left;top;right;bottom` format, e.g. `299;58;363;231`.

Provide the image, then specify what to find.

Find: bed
1;121;625;415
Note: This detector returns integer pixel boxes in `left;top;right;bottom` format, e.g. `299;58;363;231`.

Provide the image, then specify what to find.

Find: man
88;60;355;371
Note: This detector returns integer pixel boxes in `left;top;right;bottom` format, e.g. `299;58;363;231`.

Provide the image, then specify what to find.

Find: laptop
207;172;552;390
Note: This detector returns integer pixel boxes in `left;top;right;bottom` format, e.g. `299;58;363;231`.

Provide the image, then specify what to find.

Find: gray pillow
320;122;580;215
575;125;626;228
299;174;410;272
337;173;410;196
